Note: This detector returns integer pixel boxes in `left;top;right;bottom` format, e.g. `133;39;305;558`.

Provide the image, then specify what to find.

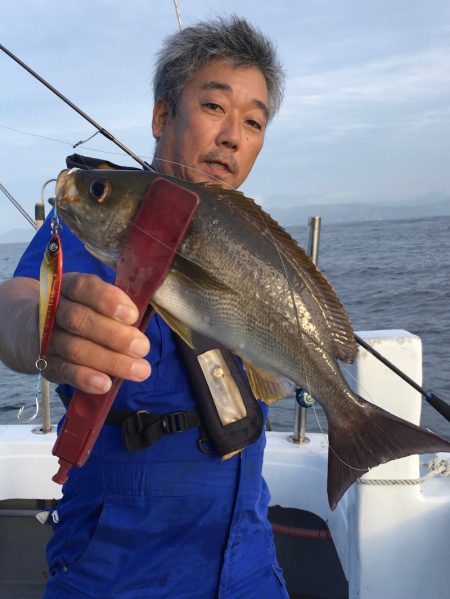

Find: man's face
152;59;269;189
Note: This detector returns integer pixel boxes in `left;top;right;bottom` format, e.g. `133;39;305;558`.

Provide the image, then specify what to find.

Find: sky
1;0;449;234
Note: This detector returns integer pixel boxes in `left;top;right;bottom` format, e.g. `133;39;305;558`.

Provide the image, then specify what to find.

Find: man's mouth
206;160;231;173
198;153;239;186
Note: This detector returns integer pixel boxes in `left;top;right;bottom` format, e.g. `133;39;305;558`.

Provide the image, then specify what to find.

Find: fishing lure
18;211;63;422
38;213;63;370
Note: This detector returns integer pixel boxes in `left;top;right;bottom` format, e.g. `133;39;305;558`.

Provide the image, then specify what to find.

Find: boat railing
292;215;321;444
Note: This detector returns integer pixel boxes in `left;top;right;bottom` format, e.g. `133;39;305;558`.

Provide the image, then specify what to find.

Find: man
0;16;288;598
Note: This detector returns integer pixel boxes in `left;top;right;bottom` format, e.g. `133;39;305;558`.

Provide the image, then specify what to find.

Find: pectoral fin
151;302;194;348
152;301;295;405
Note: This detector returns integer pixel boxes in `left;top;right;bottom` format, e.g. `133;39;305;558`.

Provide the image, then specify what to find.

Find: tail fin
327;396;450;510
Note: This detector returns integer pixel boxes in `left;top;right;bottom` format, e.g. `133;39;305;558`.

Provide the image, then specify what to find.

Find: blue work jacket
14;212;288;598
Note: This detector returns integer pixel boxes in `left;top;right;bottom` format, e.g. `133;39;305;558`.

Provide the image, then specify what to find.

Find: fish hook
17;361;46;423
17;395;40;423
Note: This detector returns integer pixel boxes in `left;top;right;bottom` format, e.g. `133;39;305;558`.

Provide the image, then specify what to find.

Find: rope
357;458;450;486
271;522;331;541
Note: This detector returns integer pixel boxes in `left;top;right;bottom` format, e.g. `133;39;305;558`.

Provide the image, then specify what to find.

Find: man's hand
45;273;151;393
0;274;151;394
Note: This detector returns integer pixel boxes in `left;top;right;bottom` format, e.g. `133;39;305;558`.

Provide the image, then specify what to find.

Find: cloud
1;0;449;225
286;46;450;112
267;44;450;158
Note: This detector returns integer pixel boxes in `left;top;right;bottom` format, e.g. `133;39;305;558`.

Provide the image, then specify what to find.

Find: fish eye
89;180;109;203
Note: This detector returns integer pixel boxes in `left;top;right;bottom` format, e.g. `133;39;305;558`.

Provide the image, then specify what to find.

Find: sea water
0;216;449;438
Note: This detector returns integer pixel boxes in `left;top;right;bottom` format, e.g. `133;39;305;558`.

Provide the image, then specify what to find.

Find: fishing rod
355;333;450;425
3;41;450;427
0;43;151;172
172;0;183;30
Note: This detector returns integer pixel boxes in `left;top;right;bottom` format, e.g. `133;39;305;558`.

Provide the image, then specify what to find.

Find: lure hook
17;396;40;423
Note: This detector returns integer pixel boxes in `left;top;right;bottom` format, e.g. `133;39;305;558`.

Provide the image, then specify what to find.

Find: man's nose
216;115;241;150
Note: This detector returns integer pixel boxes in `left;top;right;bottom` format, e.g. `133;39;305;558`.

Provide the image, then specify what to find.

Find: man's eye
247;119;262;131
204;102;223;112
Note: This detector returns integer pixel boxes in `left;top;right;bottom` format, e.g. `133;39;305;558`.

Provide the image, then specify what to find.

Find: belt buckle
162;411;188;434
134;410;149;433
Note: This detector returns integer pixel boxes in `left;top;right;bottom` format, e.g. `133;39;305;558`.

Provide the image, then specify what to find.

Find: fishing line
246;201;386;471
307;403;369;473
0;121;239;189
338;361;376;406
246;204;361;465
151;157;238;189
304;361;371;472
0;123;147;158
249;209;321;407
0;43;151;171
307;367;376;473
74;153;96;173
0;123;74;146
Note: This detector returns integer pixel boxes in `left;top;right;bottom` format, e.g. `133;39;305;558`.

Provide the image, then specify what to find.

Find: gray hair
153;15;284;123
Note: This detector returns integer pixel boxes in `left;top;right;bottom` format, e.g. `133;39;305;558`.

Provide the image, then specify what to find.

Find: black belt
105;409;204;452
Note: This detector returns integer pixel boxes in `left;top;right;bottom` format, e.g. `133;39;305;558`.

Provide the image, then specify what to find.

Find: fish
54;166;450;510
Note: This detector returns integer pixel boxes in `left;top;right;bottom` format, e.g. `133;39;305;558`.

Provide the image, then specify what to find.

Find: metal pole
37;379;52;434
308;216;321;265
293;216;321;444
34;179;55;230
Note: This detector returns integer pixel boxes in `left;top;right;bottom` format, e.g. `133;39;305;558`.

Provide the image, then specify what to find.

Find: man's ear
152;99;170;140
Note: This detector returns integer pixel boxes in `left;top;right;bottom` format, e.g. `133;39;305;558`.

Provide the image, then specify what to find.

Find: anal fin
243;361;296;404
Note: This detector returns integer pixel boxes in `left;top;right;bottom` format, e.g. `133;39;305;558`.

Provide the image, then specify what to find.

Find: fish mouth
55;206;82;233
84;241;119;269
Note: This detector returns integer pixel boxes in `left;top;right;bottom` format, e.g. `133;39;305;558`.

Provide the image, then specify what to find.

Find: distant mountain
1;193;449;239
267;193;450;226
397;191;450;206
0;228;35;244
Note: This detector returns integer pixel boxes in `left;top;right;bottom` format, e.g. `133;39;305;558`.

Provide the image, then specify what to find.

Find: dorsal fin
202;188;357;363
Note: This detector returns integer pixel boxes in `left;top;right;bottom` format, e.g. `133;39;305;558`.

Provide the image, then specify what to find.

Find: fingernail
90;376;112;393
129;337;150;357
114;303;138;324
130;361;151;380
